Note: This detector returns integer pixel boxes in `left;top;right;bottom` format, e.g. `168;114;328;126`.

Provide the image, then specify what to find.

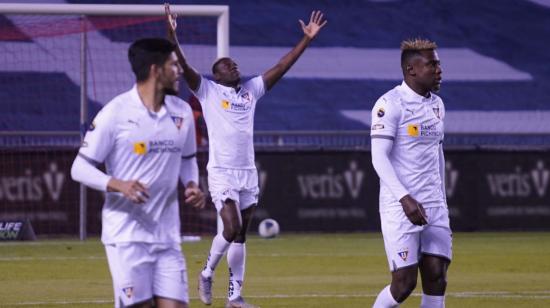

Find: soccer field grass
1;232;549;307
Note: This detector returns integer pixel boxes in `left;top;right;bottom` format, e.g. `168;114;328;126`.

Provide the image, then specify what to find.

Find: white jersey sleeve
179;103;199;185
79;105;116;164
370;96;402;140
193;76;213;105
371;138;410;202
247;75;266;102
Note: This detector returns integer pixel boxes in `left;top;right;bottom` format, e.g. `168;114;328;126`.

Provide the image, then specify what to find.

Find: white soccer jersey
79;85;197;244
371;81;446;211
192;76;265;169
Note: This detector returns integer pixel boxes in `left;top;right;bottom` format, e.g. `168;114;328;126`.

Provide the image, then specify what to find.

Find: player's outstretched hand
184;185;206;209
299;10;327;40
400;194;428;226
164;3;177;41
108;178;150;204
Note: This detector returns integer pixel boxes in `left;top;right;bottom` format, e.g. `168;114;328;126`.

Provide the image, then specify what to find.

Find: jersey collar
130;84;168;118
400;81;432;103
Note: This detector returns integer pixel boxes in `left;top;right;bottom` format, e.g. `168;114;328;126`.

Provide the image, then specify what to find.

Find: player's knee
427;271;447;292
222;223;242;242
392;276;417;302
233;233;247;243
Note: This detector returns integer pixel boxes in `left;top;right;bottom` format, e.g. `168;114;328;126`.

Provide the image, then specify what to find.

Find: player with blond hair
370;38;451;308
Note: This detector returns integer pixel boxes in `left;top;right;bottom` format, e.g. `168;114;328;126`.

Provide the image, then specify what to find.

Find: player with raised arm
370;38;451;308
165;4;327;307
71;38;205;308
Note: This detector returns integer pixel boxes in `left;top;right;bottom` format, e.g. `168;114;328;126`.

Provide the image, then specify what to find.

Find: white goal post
0;3;229;240
0;3;229;59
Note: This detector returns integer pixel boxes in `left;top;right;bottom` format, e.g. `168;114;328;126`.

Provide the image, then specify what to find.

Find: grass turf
0;232;549;307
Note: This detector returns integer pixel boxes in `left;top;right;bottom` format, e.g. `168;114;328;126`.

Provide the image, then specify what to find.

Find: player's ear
149;63;161;79
405;63;415;77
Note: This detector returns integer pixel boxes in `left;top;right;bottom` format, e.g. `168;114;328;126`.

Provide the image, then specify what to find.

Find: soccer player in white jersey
370;38;451;308
165;4;326;308
71;38;205;308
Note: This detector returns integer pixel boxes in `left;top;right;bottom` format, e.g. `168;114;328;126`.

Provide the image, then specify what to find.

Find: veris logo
486;160;549;198
445;161;459;198
255;162;268;198
0;162;65;202
297;161;364;200
43;163;65;201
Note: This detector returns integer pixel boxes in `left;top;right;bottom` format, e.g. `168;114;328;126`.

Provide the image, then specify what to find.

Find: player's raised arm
165;3;201;91
262;10;327;91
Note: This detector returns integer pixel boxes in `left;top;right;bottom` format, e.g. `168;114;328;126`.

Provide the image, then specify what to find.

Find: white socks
420;294;445;308
227;243;246;300
201;234;231;278
373;285;399;308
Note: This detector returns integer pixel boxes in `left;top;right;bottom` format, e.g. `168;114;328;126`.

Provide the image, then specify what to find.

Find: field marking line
0;252;383;261
5;291;550;306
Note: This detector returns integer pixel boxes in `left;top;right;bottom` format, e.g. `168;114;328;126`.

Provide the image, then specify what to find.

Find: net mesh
0;12;218;237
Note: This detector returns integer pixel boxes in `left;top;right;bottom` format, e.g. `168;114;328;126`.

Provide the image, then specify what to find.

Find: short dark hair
400;38;438;70
128;38;176;82
211;57;231;75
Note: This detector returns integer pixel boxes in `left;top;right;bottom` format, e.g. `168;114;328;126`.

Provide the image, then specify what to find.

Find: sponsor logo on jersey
397;249;409;261
127;119;139;127
377;108;385;117
171;116;183;130
371;124;384;130
407;124;419;137
221;100;230;110
133;142;147;155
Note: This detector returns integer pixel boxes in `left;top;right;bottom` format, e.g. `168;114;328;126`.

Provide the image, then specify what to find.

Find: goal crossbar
0;3;229;57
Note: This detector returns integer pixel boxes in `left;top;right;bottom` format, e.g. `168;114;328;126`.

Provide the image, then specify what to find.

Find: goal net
0;3;228;239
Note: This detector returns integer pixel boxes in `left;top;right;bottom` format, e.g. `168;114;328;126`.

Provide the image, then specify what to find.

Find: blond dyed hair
400;38;438;51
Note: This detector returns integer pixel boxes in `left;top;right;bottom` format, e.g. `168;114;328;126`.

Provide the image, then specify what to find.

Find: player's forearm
171;43;201;91
438;144;447;200
71;155;111;192
371;138;409;201
263;35;312;90
179;156;199;187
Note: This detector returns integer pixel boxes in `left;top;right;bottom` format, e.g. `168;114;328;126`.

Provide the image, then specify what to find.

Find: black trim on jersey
78;152;101;166
181;153;197;160
371;135;395;141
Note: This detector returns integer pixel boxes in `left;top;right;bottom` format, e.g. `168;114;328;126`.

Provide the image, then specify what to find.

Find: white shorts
380;206;452;272
105;242;189;307
208;167;259;211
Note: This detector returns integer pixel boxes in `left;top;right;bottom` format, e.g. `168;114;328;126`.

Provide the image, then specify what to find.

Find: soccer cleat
225;296;259;308
197;272;213;305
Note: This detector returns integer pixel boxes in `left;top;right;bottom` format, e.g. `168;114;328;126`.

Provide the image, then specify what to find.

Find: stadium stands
1;0;549;146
